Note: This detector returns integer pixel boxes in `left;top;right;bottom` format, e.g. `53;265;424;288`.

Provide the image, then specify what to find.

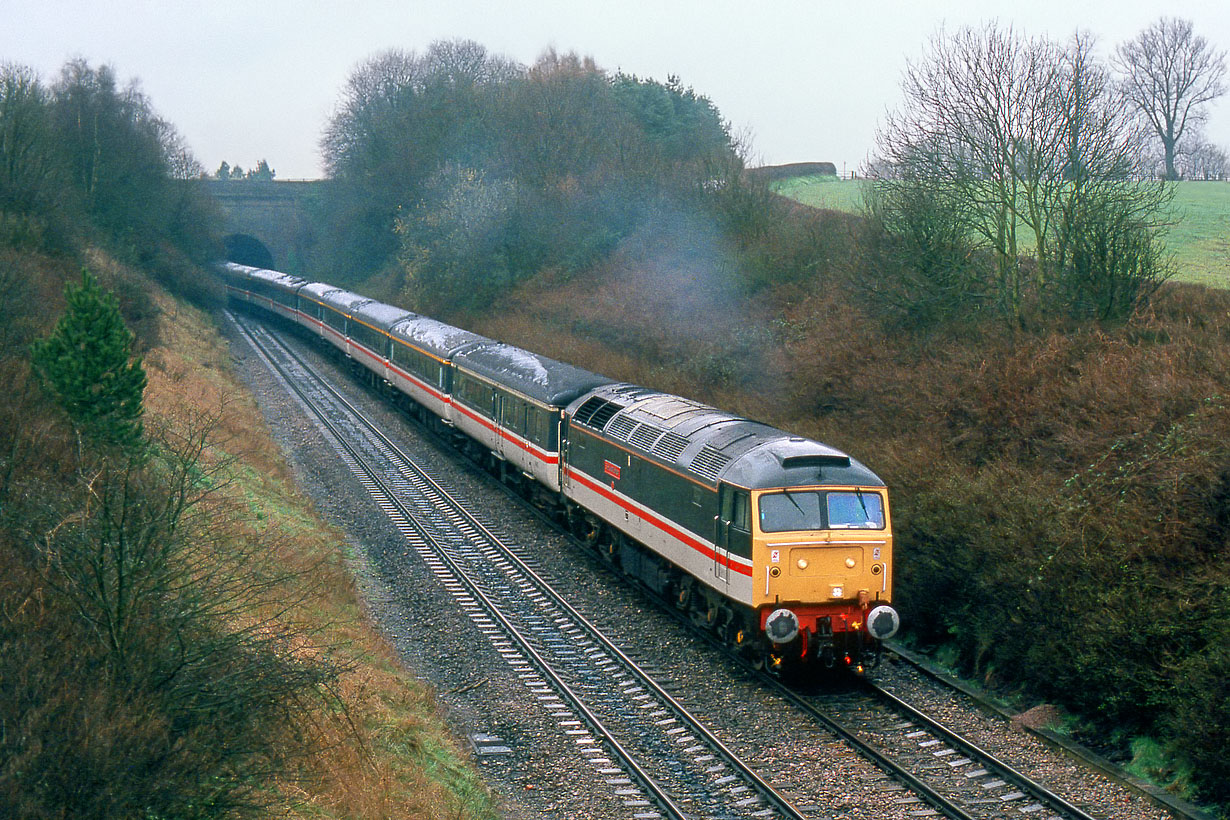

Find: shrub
0;409;345;820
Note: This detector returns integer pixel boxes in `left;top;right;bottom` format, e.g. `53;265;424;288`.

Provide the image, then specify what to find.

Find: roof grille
629;423;664;451
652;432;689;462
690;446;732;482
574;397;624;429
607;415;638;441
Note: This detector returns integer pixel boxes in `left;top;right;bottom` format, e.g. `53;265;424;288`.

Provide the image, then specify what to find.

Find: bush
0;410;345;820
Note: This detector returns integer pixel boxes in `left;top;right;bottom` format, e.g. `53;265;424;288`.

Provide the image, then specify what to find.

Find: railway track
879;645;1216;820
776;677;1098;820
231;311;810;820
638;583;1112;820
231;308;1200;820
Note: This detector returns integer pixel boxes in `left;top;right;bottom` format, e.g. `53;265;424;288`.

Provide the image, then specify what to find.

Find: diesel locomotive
220;262;899;673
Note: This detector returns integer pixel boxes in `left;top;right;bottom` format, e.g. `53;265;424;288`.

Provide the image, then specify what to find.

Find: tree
30;269;147;450
1115;17;1227;180
51;60;168;236
316;40;748;300
247;158;274;181
868;25;1172;326
0;63;63;233
1179;136;1229;180
1;408;344;820
318;41;520;282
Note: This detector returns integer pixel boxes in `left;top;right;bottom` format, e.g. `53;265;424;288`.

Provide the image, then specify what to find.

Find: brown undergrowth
457;226;1230;812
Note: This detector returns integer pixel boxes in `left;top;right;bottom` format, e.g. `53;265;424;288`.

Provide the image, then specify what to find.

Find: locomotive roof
567;383;884;489
454;343;614;407
351;299;415;330
389;315;493;359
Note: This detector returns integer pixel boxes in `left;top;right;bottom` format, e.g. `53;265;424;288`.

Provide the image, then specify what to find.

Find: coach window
467;377;489;410
527;407;544;446
503;396;523;433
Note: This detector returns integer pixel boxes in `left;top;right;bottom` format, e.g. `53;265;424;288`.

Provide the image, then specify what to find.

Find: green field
1167;182;1230;287
773;175;1230;288
772;174;867;214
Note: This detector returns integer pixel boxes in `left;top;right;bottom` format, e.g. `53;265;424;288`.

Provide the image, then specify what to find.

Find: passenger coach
450;343;613;496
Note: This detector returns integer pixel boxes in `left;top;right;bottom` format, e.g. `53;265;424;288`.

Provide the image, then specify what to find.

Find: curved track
231;311;810;820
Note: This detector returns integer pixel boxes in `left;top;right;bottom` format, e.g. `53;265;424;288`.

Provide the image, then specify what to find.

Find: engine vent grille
607;414;638;441
652;432;689;462
690;446;732;482
629;423;664;451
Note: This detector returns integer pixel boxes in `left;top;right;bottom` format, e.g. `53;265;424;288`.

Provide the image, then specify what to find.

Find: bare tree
1178;136;1229;180
1114;17;1227;180
0;63;62;223
871;25;1048;320
868;24;1172;326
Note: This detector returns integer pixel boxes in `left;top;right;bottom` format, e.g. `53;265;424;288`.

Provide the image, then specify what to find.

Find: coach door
492;391;508;460
495;391;527;467
716;485;751;587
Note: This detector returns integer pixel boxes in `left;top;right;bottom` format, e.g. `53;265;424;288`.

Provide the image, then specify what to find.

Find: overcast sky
3;1;1228;180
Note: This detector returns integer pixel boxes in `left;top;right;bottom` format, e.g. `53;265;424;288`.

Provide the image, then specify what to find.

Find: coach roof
315;286;372;314
249;266;307;292
389;315;493;360
351;299;415;331
454;342;613;406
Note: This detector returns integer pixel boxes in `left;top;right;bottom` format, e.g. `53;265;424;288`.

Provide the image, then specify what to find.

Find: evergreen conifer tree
31;269;147;450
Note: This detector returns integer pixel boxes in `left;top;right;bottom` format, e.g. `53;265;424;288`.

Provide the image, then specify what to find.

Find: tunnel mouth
223;233;275;269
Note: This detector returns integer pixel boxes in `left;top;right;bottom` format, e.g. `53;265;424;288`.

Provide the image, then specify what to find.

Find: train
219;262;899;673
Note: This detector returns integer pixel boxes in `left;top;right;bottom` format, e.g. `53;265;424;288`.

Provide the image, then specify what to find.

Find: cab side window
732;492;750;532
